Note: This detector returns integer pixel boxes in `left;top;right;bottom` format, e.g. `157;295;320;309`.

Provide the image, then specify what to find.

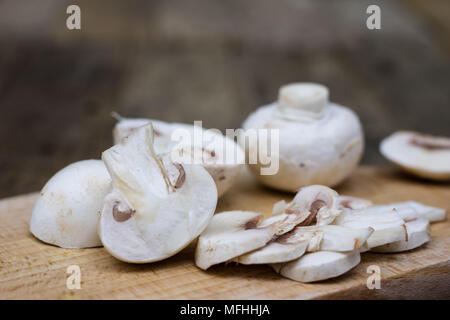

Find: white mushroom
195;211;277;270
241;83;364;192
284;185;342;226
236;224;372;265
99;124;218;263
371;218;430;253
380;131;450;180
113;117;245;197
30;160;111;248
337;195;373;210
273;250;361;283
333;206;406;248
369;201;446;223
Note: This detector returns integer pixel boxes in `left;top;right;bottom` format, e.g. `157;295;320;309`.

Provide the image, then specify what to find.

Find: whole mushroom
241;83;364;192
30;160;111;248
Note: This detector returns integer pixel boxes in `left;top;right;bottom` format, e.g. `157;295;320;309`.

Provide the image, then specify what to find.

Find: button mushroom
380;131;450;181
99;123;218;263
30;160;112;248
241;83;364;192
113;117;245;197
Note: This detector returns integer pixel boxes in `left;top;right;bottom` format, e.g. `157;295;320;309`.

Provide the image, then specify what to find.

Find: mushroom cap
99;124;218;263
380;131;450;180
113;118;245;196
30;160;111;248
242;101;364;192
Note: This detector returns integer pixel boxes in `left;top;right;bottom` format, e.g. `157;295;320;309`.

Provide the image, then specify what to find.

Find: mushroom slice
195;211;277;270
371;218;431;253
236;224;372;265
333;207;406;248
380;131;450;181
113;117;245;197
30;160;111;248
99;124;218;263
371;201;446;223
235;239;308;265
337;195;373;210
273;250;361;283
285;185;342;226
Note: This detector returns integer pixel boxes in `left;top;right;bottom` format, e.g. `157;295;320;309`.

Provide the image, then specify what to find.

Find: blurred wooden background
0;0;449;198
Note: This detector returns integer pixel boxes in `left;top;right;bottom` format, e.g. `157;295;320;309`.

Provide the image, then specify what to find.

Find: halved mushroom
113;116;245;197
371;218;431;253
273;250;361;283
380;131;450;180
30;160;111;248
333;207;406;248
337;195;373;210
194;211;277;270
99;124;218;263
241;83;364;192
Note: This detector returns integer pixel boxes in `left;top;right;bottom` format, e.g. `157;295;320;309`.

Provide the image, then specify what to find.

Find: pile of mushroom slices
113;115;245;197
31;124;219;264
195;185;446;283
240;82;364;192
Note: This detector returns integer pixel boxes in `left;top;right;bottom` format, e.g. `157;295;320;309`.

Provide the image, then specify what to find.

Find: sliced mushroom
333;207;406;248
273;250;361;283
113;117;245;197
236;224;371;265
241;82;364;192
194;211;277;270
380;131;450;180
285;185;342;226
337;195;373;210
371;218;431;253
371;201;446;223
99;124;218;263
30;160;111;248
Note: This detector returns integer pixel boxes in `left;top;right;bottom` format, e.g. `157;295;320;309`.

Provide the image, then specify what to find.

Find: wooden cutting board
0;166;449;299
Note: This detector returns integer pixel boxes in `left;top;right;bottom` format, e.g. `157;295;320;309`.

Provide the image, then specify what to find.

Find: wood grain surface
0;166;449;299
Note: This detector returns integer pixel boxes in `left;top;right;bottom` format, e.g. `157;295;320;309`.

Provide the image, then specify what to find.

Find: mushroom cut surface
380;131;450;181
99;124;218;263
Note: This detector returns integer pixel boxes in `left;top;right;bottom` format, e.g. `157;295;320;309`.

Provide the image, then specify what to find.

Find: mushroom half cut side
30;160;112;248
380;131;450;181
241;82;364;192
99;124;218;263
113;116;245;197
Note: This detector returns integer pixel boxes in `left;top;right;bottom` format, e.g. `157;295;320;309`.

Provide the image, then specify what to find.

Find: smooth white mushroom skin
333;207;406;248
273;250;361;283
30;160;111;248
235;240;309;265
241;83;364;192
380;131;450;181
99;124;218;263
371;218;431;253
195;211;277;270
113;117;245;197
